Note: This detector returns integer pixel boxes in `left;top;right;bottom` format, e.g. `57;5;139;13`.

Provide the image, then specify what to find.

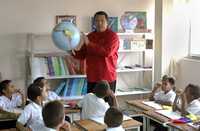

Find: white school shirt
154;90;176;103
47;91;61;101
186;99;200;115
107;126;125;131
78;93;109;119
17;102;44;131
38;126;57;131
0;93;22;112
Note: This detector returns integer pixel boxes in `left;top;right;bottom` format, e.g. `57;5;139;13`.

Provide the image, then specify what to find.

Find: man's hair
0;80;11;94
185;84;200;100
94;11;108;21
161;75;168;81
42;100;64;128
94;80;110;98
27;83;43;101
104;107;123;128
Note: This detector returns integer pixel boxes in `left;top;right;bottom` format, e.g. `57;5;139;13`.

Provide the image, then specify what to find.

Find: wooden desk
144;110;198;131
74;119;142;131
126;100;154;113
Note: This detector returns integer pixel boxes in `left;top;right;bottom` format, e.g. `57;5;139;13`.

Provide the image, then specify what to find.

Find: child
173;84;200;116
40;100;71;131
149;76;176;106
33;77;61;101
77;80;118;119
0;80;25;115
16;83;48;131
104;107;124;131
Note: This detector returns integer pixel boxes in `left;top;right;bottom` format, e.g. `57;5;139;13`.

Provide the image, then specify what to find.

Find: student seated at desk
173;84;200;116
0;80;25;118
16;83;48;131
39;100;71;131
77;80;118;119
33;77;61;101
149;76;176;106
104;107;124;131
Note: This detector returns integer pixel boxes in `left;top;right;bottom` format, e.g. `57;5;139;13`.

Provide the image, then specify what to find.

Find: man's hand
59;121;71;131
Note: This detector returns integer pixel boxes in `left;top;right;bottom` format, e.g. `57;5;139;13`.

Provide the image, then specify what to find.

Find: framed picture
56;15;76;25
91;17;118;32
120;11;147;32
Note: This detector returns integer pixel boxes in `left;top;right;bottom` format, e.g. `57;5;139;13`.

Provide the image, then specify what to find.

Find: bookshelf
26;32;153;98
26;34;87;100
116;32;154;96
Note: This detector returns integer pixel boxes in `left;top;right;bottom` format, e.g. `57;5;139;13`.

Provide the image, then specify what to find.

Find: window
189;0;200;56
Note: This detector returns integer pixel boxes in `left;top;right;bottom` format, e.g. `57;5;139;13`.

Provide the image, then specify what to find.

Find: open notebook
156;110;182;120
142;101;163;110
90;115;132;125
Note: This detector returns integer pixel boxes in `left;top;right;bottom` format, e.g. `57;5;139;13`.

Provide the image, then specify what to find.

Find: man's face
94;15;108;32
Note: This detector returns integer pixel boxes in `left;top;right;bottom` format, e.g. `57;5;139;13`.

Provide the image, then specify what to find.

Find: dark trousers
87;80;116;106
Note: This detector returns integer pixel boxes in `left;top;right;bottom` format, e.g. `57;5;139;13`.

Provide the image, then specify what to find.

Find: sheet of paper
142;101;163;110
156;110;182;119
90;115;132;125
188;123;200;129
63;104;70;108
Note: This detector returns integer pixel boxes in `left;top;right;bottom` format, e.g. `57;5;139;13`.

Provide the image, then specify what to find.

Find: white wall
162;0;190;88
0;0;154;89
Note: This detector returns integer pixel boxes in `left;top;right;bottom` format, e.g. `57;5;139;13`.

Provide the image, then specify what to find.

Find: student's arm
108;90;118;108
0;108;18;119
16;121;32;131
180;93;189;116
172;89;182;112
149;82;161;101
58;121;71;131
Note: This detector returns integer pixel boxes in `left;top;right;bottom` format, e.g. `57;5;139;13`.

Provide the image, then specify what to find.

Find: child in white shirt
173;84;200;116
16;83;48;131
33;77;61;101
150;76;176;106
39;100;71;131
77;80;118;119
0;80;25;117
104;107;125;131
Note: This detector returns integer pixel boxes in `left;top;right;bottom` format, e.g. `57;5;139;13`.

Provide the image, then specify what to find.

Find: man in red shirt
73;11;119;106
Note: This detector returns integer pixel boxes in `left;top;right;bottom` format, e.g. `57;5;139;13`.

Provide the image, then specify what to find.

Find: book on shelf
31;55;86;79
54;78;87;97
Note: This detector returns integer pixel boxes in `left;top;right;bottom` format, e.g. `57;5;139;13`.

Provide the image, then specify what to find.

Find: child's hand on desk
59;121;71;131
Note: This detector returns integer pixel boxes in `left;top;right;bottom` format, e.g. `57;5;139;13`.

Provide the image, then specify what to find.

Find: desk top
144;110;198;131
74;119;142;131
126;100;154;112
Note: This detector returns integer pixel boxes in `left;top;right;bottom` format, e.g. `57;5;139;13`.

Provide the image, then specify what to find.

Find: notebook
156;110;182;119
142;101;163;110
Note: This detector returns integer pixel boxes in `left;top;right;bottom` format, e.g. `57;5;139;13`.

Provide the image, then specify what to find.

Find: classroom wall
162;0;190;88
0;0;154;90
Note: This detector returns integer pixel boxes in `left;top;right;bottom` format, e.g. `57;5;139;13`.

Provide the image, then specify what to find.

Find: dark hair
94;11;108;21
94;80;110;98
161;75;168;81
104;107;123;128
185;84;200;100
33;77;45;84
33;77;45;89
42;100;64;128
0;80;11;95
27;83;43;101
166;77;175;85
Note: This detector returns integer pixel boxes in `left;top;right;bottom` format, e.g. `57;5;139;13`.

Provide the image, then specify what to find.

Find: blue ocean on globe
52;21;80;51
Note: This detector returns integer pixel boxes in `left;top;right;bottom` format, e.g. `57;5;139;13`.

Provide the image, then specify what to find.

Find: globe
120;12;138;31
52;21;81;51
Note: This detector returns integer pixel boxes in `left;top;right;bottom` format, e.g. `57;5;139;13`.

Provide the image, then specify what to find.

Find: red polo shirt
73;28;119;82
